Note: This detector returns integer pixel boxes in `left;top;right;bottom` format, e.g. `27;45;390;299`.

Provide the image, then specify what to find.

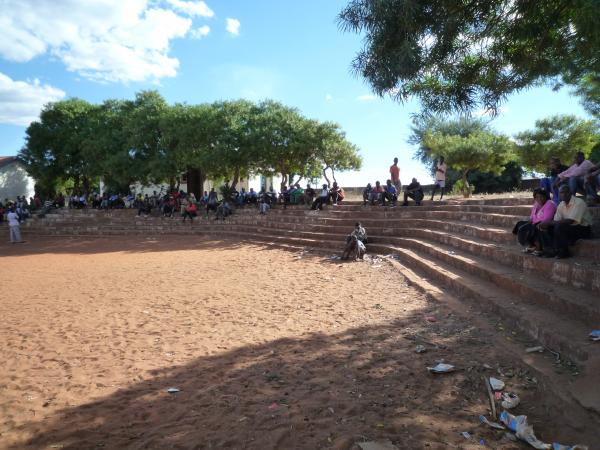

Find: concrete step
380;245;600;365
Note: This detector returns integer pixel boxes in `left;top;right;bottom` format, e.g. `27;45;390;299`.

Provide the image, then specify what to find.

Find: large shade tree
339;0;600;114
19;92;362;197
514;115;599;172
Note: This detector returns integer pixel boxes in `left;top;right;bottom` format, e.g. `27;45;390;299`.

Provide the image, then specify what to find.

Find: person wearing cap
537;185;593;258
311;184;330;210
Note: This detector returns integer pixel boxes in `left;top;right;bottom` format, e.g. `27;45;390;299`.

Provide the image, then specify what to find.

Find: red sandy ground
0;237;596;449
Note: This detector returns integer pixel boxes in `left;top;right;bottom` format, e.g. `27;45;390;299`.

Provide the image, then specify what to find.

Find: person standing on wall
390;157;401;192
430;156;447;201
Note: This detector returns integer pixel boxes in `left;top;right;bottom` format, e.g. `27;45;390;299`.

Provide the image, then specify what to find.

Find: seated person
182;201;198;222
302;184;315;207
512;189;556;253
290;184;304;204
402;178;424;206
259;199;270;214
163;196;177;217
267;186;278;205
554;151;595;198
382;179;398;206
347;222;367;244
537;185;593;258
584;161;600;204
247;188;258;204
280;185;291;207
329;182;345;205
342;234;366;261
215;201;232;220
206;188;219;214
540;157;568;205
137;198;152;217
236;188;247;206
369;181;385;205
311;184;330;210
362;183;373;206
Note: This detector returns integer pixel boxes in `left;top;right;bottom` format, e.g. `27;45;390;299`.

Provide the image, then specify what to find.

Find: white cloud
166;0;214;17
190;25;211;39
226;18;241;36
0;0;216;83
357;94;376;101
0;72;65;126
325;94;333;101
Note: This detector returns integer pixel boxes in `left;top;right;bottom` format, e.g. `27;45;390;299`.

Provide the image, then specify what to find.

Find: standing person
390;157;401;192
7;207;24;243
430;156;447;201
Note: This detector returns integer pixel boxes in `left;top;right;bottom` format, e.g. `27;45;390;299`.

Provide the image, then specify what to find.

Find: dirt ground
0;237;596;449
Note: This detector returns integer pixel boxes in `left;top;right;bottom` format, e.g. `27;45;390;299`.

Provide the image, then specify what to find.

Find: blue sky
0;0;593;186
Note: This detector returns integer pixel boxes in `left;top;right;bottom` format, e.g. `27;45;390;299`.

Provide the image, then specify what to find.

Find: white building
0;156;36;201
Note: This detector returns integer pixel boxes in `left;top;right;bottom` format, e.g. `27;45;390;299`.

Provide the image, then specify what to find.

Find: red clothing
390;164;400;182
186;203;197;213
374;185;385;193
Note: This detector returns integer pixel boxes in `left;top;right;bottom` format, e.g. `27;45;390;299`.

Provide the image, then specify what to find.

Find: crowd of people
3;151;598;255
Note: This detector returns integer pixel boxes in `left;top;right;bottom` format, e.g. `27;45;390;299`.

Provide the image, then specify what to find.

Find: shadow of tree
7;312;596;450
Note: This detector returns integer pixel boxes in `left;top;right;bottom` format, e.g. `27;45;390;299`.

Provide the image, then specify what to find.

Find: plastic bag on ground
499;411;549;449
427;363;455;373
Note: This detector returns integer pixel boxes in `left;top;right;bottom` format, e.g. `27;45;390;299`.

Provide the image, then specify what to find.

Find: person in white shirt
537;185;592;258
555;152;595;198
7;207;24;243
430;156;447;201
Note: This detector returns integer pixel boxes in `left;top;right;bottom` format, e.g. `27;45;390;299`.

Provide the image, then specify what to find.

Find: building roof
0;156;19;170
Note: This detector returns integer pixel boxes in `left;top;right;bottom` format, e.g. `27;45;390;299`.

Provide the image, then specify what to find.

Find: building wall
0;162;36;201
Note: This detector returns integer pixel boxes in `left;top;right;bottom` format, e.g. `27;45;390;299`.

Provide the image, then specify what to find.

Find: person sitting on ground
311;184;330;210
554;151;595;198
512;189;556;253
537;185;593;258
342;223;367;261
182;200;198;222
206;188;219;215
430;156;447;201
302;183;315;207
259;196;270;214
584;160;600;204
362;183;373;206
402;178;424;206
329;182;345;205
290;184;304;205
382;179;398;206
540;157;568;205
280;185;291;208
369;181;385;205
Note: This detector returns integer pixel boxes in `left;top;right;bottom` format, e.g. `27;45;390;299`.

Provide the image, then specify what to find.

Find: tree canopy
409;115;516;195
339;0;600;114
514;115;599;172
19;92;362;196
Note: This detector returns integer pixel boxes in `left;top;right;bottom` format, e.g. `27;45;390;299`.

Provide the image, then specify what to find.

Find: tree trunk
280;173;288;192
231;167;240;190
462;170;471;198
322;167;331;187
331;167;337;184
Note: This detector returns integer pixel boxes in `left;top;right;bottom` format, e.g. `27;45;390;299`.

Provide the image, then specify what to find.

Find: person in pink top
554;151;595;197
512;189;556;253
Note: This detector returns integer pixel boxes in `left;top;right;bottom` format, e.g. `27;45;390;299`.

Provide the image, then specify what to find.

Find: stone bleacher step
366;237;600;330
379;244;600;365
379;229;600;294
